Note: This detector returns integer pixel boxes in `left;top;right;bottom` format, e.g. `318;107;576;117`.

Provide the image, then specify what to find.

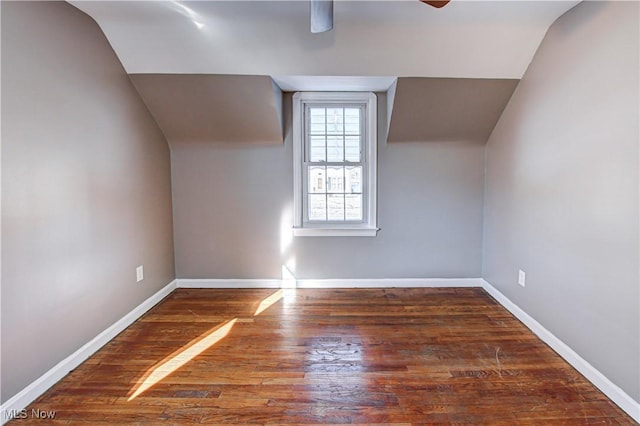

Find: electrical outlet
518;269;526;287
136;265;144;282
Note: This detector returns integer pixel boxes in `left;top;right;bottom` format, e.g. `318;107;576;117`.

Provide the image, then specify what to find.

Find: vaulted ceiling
68;1;581;145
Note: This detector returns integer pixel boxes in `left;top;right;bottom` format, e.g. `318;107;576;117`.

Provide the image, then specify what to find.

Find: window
293;92;378;237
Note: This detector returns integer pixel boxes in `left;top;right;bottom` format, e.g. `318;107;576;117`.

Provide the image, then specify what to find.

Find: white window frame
292;91;378;237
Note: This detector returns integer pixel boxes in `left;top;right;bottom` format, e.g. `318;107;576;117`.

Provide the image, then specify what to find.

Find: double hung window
293;92;378;236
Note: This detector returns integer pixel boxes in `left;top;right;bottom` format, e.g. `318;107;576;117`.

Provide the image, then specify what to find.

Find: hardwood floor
13;288;634;424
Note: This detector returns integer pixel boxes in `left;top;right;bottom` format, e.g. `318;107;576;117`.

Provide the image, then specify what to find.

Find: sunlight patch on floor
127;318;237;400
129;280;297;399
254;289;284;316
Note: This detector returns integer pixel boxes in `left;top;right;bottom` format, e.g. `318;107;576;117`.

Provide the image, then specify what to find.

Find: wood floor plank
9;288;635;424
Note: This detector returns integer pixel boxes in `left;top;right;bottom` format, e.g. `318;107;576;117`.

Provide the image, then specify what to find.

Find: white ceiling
69;0;581;80
272;75;397;91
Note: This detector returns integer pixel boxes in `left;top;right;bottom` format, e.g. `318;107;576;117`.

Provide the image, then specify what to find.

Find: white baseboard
0;280;178;425
177;279;283;289
481;279;640;423
177;277;484;289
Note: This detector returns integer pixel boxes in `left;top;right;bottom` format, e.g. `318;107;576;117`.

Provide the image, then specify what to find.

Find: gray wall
172;93;485;279
483;1;639;401
1;1;175;402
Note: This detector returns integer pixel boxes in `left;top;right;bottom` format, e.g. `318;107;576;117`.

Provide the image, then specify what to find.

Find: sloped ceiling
70;1;580;79
69;1;581;145
130;74;283;145
387;78;519;143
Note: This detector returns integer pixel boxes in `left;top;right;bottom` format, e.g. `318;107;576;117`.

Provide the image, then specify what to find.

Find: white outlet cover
518;270;526;287
136;266;144;282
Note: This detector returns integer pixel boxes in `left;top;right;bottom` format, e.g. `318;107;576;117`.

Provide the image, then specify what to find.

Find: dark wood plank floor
12;288;634;424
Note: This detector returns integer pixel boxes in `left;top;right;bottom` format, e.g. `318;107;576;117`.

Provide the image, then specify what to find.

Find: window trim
292;91;378;237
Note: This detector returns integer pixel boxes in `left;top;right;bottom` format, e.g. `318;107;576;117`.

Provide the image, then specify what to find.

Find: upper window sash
304;104;365;164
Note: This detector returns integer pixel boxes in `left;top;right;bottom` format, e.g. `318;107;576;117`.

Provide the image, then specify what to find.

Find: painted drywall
387;78;518;144
483;1;639;401
69;0;581;79
172;92;485;279
1;1;175;402
130;74;515;147
130;74;284;145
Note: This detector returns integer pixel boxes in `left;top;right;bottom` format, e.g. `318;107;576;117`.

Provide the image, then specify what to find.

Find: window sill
292;227;379;237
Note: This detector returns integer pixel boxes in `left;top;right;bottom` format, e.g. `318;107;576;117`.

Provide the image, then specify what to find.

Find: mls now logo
3;408;56;420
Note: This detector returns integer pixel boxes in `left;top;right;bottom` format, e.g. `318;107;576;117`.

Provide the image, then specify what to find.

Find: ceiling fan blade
421;0;451;8
310;0;333;33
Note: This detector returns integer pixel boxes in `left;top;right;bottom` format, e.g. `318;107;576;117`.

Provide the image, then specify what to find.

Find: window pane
327;136;344;162
308;166;326;193
310;107;326;117
326;166;344;193
344;108;360;135
345;135;361;162
326;108;343;135
308;194;327;221
309;135;326;162
309;108;326;133
345;194;363;220
327;194;345;221
345;166;362;193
